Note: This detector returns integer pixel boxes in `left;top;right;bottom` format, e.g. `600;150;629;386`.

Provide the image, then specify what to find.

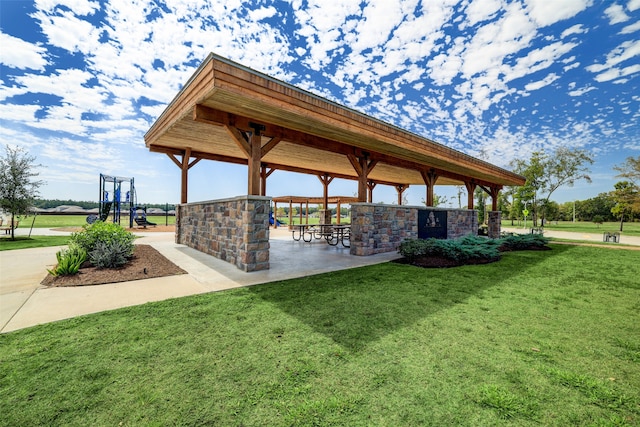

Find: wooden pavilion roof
145;53;524;198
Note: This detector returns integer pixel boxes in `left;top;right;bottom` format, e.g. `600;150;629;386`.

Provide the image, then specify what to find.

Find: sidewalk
0;227;400;333
502;227;640;246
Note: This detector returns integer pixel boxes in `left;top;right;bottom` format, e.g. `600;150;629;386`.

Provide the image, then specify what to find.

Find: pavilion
145;53;525;271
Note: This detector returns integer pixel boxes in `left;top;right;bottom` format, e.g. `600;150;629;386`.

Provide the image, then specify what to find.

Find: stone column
318;209;332;225
488;211;501;239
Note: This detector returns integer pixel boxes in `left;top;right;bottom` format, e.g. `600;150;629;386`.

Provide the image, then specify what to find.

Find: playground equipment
131;206;157;228
87;174;137;227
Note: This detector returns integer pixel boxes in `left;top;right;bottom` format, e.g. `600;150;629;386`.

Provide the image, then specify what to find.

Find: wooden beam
261;136;281;157
421;169;438;207
181;148;191;204
225;125;250;157
465;180;476;210
317;173;334;209
367;180;377;203
395;184;408;205
248;130;262;195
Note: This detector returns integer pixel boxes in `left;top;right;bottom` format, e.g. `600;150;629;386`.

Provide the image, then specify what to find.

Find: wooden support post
260;166;274;196
490;186;501;212
248;131;262;196
167;148;201;204
337;201;341;224
395;184;408;205
317;173;334;211
288;200;293;229
273;201;278;228
348;153;375;203
305;201;309;224
465;180;476;210
367;181;377;203
421;169;438;207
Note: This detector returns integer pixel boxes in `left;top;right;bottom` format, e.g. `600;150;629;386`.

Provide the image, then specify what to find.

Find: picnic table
290;224;316;242
290;224;351;247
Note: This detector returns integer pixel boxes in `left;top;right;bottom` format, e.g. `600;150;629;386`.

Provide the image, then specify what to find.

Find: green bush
398;232;549;264
500;233;549;251
89;240;134;269
48;244;87;276
398;235;501;262
70;221;135;254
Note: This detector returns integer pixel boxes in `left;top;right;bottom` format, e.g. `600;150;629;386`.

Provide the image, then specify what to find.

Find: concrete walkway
0;227;401;333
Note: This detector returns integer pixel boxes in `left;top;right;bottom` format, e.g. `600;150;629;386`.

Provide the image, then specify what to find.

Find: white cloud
524;73;560;91
34;0;100;16
568;85;596;96
561;24;587;38
629;0;640;12
620;21;640;34
586;40;640;81
524;0;592;27
0;32;49;71
463;0;502;27
604;4;630;24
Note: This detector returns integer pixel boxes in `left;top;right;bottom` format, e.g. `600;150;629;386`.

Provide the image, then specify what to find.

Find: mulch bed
41;244;187;287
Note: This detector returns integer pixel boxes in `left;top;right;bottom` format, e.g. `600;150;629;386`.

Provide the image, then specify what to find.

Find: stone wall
487;211;502;239
350;203;418;256
446;208;479;239
350;204;479;256
175;196;270;272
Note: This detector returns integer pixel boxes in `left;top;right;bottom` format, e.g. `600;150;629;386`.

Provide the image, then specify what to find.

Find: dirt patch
41;244;187;287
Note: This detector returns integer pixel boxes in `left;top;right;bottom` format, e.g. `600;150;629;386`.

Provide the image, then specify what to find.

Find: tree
0;145;44;240
611;181;639;232
512;148;593;226
614;156;640;214
614;156;640;184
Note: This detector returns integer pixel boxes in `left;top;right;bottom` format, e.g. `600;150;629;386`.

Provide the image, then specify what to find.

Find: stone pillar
318;209;332;225
488;211;501;239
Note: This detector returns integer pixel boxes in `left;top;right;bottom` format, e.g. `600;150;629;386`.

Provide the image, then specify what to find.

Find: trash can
603;232;610;242
611;232;620;243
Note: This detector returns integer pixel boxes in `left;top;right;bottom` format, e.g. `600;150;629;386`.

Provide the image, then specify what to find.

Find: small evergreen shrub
500;233;549;251
398;236;501;263
48;244;87;276
89;240;134;269
70;221;135;254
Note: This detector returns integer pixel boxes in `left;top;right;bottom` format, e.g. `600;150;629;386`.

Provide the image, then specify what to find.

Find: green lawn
14;214;176;229
0;235;70;250
1;245;638;426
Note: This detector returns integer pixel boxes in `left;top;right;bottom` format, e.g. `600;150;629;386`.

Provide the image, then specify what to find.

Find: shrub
70;221;135;254
500;233;549;251
398;235;501;263
89;239;134;269
48;244;87;276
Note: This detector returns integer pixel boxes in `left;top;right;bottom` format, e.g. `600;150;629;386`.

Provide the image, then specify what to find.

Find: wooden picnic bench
1;220;19;234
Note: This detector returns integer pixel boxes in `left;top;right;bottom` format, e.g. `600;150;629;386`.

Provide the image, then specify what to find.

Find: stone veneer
175;196;270;272
487;211;502;239
350;204;481;256
445;208;480;240
350;203;419;256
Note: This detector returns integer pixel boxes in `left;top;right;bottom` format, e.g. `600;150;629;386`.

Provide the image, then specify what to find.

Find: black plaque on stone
418;209;447;239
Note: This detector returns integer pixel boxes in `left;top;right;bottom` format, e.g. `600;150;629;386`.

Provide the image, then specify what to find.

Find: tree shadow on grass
250;246;567;351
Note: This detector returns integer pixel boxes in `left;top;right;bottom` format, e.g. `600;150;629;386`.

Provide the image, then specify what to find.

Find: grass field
14;214;176;228
0;235;70;251
1;245;638;426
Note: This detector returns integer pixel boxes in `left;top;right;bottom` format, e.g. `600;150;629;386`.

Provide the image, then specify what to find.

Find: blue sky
1;0;639;207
